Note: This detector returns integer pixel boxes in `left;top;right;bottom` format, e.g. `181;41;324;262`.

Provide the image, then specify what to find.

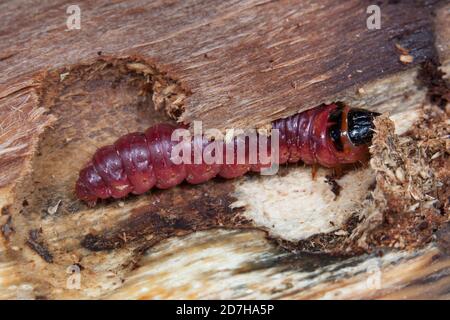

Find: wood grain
106;230;450;300
0;0;442;130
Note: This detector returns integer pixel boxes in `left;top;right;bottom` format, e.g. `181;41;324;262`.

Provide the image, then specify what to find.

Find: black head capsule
347;108;380;145
328;105;380;151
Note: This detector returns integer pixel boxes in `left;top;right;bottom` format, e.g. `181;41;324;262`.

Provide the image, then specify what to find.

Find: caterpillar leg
332;165;344;179
311;164;318;180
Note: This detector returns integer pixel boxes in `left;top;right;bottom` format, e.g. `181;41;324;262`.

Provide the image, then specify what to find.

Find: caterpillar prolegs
76;103;379;205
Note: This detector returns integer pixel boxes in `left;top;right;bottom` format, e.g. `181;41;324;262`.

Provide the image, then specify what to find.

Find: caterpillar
76;103;379;206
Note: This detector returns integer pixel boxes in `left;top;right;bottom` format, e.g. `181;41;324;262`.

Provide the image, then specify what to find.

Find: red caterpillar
76;103;379;205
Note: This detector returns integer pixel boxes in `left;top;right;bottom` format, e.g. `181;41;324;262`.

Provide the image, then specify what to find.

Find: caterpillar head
328;104;380;164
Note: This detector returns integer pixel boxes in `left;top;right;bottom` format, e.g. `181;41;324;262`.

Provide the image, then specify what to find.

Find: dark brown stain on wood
418;59;450;109
81;181;250;251
26;229;54;263
437;223;450;256
1;216;14;240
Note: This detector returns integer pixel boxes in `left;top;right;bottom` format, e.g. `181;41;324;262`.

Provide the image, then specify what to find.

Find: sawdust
126;62;188;119
349;105;449;251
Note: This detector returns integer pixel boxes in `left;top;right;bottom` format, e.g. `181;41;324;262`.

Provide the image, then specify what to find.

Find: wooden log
0;0;448;299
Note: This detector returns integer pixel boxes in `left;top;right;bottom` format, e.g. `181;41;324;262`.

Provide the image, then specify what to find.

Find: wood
0;0;441;130
0;0;448;299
